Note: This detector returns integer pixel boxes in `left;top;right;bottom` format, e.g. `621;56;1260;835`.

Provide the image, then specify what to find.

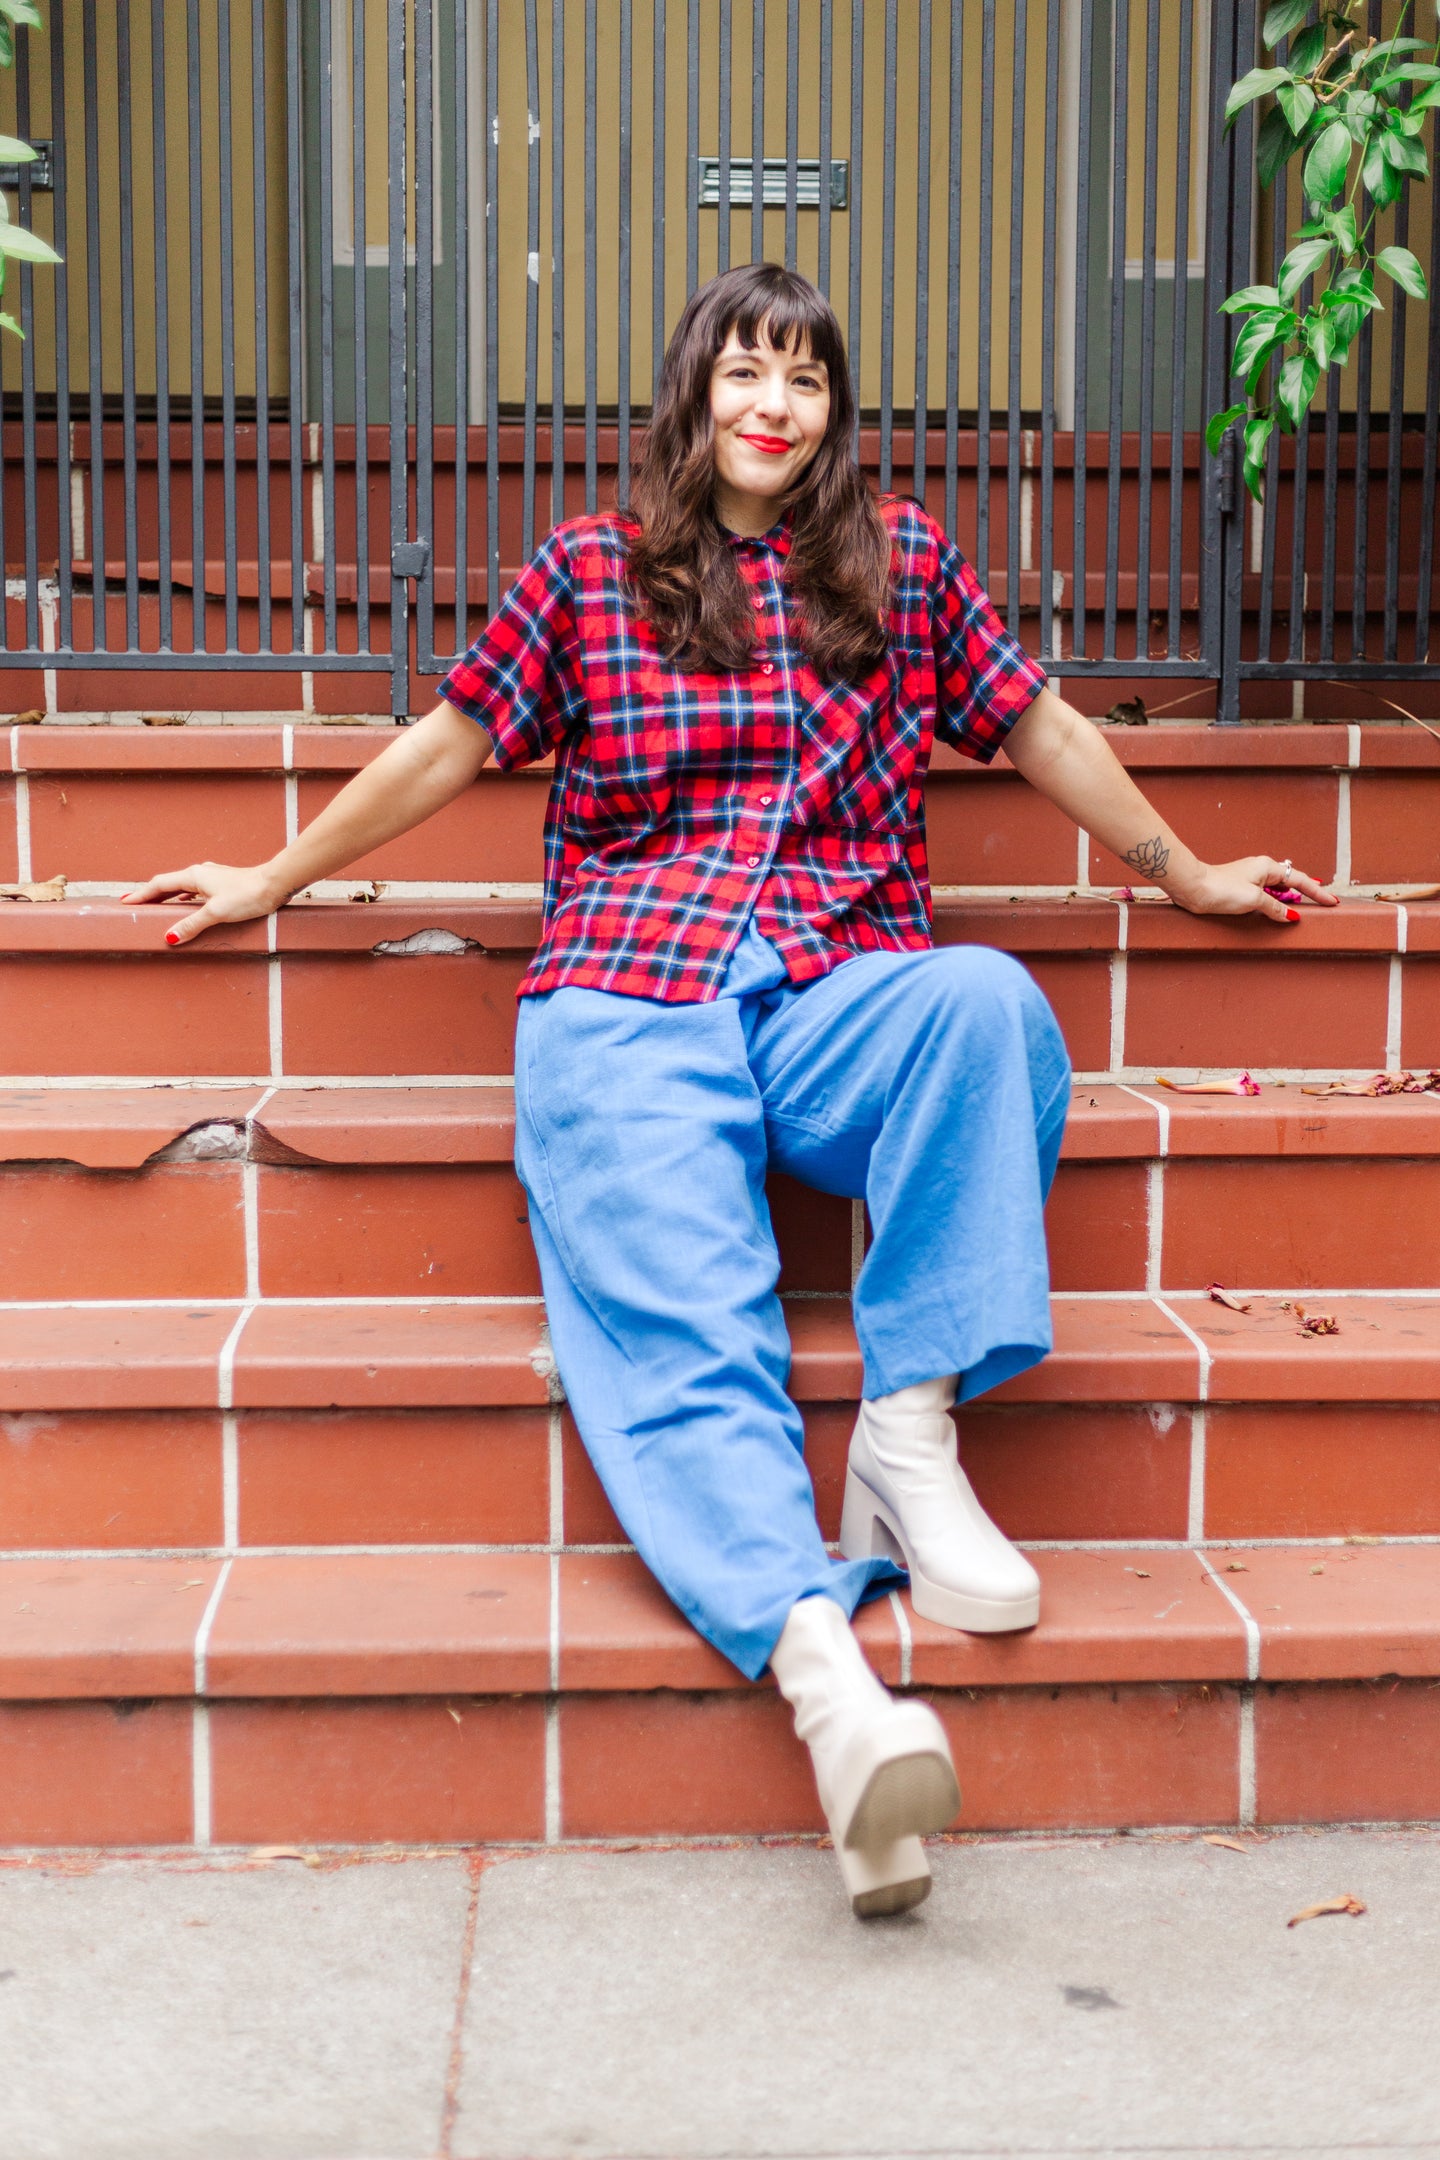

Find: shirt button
747;855;761;868
753;595;765;610
758;793;773;806
760;662;774;676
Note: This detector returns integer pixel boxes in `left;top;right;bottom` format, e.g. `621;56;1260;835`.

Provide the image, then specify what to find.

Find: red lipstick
740;433;793;454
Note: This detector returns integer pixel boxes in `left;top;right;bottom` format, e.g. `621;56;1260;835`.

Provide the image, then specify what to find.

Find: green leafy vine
1208;0;1439;500
0;0;61;342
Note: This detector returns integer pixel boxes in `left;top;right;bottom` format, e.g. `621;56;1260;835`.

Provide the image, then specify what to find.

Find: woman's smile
739;432;794;455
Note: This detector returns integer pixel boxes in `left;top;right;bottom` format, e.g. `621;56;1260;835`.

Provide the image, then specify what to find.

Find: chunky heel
839;1464;903;1565
835;1832;932;1919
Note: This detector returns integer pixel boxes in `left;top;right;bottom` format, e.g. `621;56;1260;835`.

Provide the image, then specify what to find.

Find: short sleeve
928;525;1047;762
437;530;583;770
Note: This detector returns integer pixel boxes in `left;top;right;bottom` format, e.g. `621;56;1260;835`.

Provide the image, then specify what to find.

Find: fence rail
0;0;1436;717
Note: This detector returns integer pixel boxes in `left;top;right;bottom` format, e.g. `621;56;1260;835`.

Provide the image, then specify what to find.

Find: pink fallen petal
1155;1073;1262;1097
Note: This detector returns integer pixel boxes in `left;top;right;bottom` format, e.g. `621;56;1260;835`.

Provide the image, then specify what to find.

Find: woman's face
708;327;831;532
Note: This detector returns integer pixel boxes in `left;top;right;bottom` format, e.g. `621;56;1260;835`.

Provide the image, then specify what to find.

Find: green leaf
1245;410;1278;469
1220;283;1283;313
1257;105;1303;188
1382;128;1430;175
1377;243;1429;299
1206;402;1246;456
1303;117;1352;200
1411;82;1440;112
1278;79;1317;131
0;135;36;163
1374;63;1440;89
1233;311;1295;381
0;224;60;263
1277;351;1322;430
1263;0;1314;46
0;24;14;65
1278;236;1333;301
1303;309;1336;367
1359;37;1430;69
1289;23;1327;71
0;310;22;339
1326;201;1358;252
1225;66;1293;129
0;1;46;25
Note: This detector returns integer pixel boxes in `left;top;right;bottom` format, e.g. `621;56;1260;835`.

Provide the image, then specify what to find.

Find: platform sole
839;1466;1042;1634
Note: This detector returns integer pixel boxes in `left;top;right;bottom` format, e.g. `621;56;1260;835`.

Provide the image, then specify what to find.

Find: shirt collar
724;513;792;559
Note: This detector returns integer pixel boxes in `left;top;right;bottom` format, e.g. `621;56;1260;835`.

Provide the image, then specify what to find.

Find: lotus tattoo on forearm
1120;834;1170;881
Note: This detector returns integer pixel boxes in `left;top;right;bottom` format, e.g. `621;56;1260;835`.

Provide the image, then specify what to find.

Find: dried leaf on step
9;707;44;724
347;881;384;902
0;876;66;902
1296;1307;1340;1336
1156;1073;1261;1096
1209;1284;1252;1313
320;712;366;724
140;712;185;726
1202;1835;1251;1854
1225;1561;1248;1572
1105;696;1149;726
251;1845;322;1867
1377;884;1440;902
1288;1893;1366;1927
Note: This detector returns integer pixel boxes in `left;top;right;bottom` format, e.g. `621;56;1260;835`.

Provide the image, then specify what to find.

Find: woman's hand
1166;855;1338;924
120;862;290;946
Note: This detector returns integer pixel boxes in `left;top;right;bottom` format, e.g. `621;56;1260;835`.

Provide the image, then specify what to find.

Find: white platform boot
769;1593;960;1918
840;1375;1041;1632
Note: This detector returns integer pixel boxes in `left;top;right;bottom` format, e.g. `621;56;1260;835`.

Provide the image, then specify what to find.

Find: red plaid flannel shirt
439;495;1046;1002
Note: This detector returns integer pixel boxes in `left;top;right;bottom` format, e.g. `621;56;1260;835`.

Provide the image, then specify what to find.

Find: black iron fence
0;0;1436;717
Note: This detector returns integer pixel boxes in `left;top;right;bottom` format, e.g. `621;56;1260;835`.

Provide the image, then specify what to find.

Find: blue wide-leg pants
513;921;1071;1679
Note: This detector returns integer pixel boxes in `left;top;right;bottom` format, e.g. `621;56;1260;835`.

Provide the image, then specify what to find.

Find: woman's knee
927;945;1070;1068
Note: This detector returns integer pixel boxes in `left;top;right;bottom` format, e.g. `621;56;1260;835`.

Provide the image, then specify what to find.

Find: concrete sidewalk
1;1826;1436;2160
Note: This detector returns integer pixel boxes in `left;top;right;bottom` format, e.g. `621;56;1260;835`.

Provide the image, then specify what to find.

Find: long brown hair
627;263;892;682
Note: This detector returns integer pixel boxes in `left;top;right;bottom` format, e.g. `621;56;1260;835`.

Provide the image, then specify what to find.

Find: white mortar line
1108;953;1128;1074
221;1412;240;1550
1116;1081;1170;1158
1196;1550;1261;1683
241;1162;261;1302
850;1199;866;1289
1150;1295;1213;1402
548;1548;560;1693
13;768;31;882
1335;770;1352;888
889;1589;913;1689
191;1702;214;1848
1347;722;1362;770
1076;824;1090;890
6;722;15;774
1237;1692;1257;1827
548;1402;565;1547
1185;1407;1207;1544
1386;906;1407;1070
1144;1160;1164;1295
192;1555;235;1696
216;1303;257;1414
267;912;284;1080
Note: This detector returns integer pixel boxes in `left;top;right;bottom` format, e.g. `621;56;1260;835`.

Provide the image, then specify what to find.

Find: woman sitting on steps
124;262;1336;1919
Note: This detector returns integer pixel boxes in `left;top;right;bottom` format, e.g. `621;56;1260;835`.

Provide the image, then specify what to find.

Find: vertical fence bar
1350;0;1381;662
387;0;409;711
1219;0;1254;720
817;0;833;294
784;0;800;269
1381;180;1408;664
217;0;240;652
652;0;665;396
1256;106;1287;673
1005;0;1026;635
416;0;435;668
752;0;766;265
685;0;699;291
252;0;272;656
943;0;962;537
583;0;597;509
317;0;338;653
1320;360;1339;660
487;0;501;597
847;0;863;452
717;0;733;274
116;3;141;650
877;0;896;492
50;3;73;653
618;0;633;506
84;0;108;651
1039;0;1059;660
1414;99;1440;662
1133;0;1159;661
553;0;566;525
975;0;995;585
912;0;931;508
523;0;541;554
1287;403;1310;666
14;28;39;651
454;0;470;647
1101;0;1128;659
1071;0;1094;658
285;0;305;658
1167;0;1192;659
352;0;371;655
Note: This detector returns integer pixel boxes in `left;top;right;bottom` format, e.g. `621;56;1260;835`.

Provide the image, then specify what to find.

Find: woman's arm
1004;687;1338;921
122;698;492;945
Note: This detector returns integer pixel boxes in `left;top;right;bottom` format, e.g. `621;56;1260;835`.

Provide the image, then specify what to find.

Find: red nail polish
1286;907;1301;923
165;930;180;945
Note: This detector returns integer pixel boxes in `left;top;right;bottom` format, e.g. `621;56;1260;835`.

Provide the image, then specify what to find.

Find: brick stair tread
0;1542;1433;1701
10;719;1438;774
5;1081;1440;1169
5;1293;1440;1411
0;893;1431;957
